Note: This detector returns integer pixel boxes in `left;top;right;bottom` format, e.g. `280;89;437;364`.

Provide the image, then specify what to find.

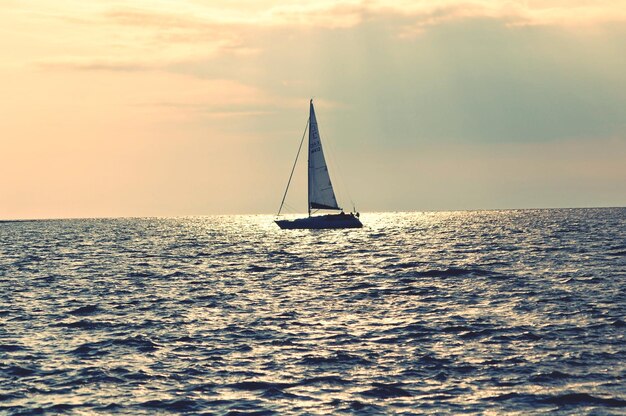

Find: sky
1;0;625;219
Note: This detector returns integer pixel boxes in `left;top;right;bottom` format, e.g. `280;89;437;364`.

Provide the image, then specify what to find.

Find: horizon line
1;205;624;222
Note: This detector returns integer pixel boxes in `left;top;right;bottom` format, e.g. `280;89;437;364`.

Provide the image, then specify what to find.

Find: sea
1;209;625;415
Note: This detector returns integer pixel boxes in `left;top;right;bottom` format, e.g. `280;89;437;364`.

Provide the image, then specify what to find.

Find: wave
360;383;413;398
333;399;383;413
128;271;156;278
115;335;160;352
384;261;427;270
0;344;26;352
298;352;371;366
227;381;295;391
346;282;377;290
139;399;203;412
299;375;350;386
3;365;36;377
528;371;572;382
400;267;501;278
484;392;626;408
248;264;271;272
541;393;626;407
70;335;159;357
53;319;119;330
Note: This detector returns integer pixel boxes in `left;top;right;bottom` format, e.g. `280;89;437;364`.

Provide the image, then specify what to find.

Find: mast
308;99;312;217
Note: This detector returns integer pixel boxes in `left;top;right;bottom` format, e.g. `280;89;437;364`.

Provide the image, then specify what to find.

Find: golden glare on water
1;209;625;412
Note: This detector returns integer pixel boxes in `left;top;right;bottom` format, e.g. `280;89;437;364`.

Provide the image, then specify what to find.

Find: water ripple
0;209;625;414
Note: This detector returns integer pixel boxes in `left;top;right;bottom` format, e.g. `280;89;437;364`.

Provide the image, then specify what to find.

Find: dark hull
275;214;362;229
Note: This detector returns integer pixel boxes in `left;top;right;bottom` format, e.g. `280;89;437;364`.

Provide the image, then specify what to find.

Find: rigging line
277;118;309;217
283;202;297;213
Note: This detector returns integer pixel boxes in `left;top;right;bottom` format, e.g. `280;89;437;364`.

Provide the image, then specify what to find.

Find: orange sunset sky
1;1;625;219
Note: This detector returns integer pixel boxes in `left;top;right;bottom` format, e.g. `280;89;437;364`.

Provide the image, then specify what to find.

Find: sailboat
275;99;362;229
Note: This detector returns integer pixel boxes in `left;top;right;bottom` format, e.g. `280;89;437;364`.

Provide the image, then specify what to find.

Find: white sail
308;100;341;211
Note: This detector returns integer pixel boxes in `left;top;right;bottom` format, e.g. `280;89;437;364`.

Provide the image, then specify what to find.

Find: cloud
155;13;626;143
15;1;626;144
133;101;275;118
23;1;626;76
90;1;626;39
35;59;156;72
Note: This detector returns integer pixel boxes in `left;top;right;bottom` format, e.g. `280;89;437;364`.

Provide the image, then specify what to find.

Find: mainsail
308;100;341;212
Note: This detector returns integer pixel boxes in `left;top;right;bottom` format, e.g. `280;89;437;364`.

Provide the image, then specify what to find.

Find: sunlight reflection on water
0;209;625;414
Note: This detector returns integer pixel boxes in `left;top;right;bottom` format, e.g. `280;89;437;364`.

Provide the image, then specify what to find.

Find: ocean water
1;209;625;415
